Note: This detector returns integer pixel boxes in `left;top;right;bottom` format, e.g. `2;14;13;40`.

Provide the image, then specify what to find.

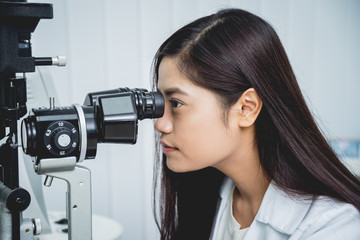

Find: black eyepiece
133;89;164;120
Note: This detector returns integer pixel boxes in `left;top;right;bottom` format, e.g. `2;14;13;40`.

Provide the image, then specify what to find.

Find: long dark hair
152;8;360;240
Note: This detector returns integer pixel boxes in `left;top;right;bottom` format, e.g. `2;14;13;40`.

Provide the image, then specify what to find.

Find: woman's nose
154;110;173;134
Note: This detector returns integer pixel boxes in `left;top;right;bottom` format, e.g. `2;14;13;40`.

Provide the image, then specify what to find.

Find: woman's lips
161;141;178;154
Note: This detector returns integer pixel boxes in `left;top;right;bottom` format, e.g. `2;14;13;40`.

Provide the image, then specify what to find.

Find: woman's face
155;57;245;173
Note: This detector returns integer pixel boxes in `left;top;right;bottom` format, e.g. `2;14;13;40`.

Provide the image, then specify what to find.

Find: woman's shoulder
267;181;359;220
305;195;360;223
311;194;359;215
256;181;360;239
296;196;360;239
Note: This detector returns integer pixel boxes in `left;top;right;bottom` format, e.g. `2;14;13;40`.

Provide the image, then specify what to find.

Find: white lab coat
210;178;360;240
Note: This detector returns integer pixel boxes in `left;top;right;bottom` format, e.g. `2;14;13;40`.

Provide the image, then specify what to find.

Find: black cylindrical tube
34;57;52;66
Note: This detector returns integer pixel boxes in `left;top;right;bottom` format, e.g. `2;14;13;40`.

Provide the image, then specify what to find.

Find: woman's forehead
158;57;194;91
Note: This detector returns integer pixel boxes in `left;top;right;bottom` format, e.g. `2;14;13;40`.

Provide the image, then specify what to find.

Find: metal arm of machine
34;157;92;240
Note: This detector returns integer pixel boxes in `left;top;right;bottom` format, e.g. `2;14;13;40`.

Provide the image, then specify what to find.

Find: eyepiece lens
153;92;164;118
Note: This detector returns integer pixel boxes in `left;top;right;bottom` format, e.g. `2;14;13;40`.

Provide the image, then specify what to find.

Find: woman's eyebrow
162;87;189;97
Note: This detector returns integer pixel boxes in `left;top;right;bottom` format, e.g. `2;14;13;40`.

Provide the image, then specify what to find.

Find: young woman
152;8;360;240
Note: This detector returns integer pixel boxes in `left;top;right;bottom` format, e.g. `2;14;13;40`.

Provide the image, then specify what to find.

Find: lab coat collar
255;181;312;235
219;177;234;199
219;178;312;235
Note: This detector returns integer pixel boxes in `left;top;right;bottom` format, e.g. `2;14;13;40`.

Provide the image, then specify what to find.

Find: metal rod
35;56;66;67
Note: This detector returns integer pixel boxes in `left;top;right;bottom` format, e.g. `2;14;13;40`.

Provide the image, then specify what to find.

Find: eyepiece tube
136;91;164;120
83;88;164;120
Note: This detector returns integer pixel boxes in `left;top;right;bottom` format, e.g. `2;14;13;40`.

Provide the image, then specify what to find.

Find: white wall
28;0;360;239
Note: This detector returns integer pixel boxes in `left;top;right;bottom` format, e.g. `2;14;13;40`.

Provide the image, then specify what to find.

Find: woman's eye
169;99;183;109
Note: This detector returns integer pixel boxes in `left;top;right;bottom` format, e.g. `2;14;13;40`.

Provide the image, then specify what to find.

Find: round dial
43;121;79;157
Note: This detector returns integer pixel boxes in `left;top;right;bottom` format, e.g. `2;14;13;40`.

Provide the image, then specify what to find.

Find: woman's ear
232;88;263;128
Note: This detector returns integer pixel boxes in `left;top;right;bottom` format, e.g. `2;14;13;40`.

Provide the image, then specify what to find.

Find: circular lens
21;120;28;153
21;117;37;155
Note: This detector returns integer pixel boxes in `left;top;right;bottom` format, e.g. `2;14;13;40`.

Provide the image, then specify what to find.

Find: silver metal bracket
35;157;92;240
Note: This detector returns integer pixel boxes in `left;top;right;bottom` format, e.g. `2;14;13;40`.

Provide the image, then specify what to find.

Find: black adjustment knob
0;182;31;213
6;188;31;213
43;121;79;157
